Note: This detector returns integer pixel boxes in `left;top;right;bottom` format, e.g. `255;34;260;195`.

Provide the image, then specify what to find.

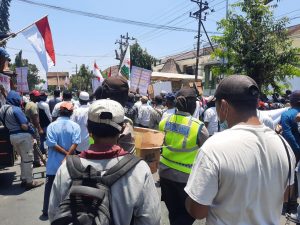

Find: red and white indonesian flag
22;16;55;72
92;62;104;93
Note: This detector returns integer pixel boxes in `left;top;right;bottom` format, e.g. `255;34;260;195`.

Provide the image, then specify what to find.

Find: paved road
0;159;293;225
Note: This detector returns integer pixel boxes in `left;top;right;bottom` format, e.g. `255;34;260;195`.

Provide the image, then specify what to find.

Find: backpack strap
102;154;141;187
66;155;86;180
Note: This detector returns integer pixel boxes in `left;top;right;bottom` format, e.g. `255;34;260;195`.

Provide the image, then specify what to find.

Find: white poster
92;78;101;93
16;67;29;93
0;73;11;92
152;81;172;96
130;66;152;96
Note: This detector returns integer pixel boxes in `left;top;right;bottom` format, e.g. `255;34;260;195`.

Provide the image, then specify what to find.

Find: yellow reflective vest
159;113;204;174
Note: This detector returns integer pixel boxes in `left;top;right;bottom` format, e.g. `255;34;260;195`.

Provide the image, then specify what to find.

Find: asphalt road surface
0;159;292;225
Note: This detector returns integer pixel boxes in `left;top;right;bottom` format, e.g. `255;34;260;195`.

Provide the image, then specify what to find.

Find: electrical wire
16;0;198;33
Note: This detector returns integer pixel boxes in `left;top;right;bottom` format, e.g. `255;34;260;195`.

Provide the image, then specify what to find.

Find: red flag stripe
35;16;56;65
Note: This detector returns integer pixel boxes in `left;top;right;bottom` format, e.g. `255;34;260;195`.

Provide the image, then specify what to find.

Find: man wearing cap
185;75;295;225
0;91;44;189
43;102;81;217
25;90;44;167
48;99;160;224
51;90;74;121
137;96;153;128
71;91;90;153
159;87;208;225
95;76;135;154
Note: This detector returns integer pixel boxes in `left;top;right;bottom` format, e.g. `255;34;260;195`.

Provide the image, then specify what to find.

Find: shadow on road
0;171;26;195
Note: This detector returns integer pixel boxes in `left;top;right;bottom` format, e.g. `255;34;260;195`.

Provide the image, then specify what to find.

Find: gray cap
214;75;259;102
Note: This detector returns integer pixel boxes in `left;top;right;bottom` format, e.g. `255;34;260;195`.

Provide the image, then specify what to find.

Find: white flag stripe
22;25;54;72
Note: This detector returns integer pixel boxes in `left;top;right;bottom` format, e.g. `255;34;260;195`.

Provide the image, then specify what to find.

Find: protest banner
152;81;172;96
130;66;152;96
16;67;29;93
0;73;11;92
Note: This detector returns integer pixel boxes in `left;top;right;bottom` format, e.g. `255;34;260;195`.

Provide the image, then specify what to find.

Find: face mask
217;103;229;130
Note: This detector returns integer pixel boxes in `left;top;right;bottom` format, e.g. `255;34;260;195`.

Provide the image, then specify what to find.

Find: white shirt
137;104;153;127
203;107;218;136
185;124;295;225
38;101;52;122
257;109;275;130
71;104;89;152
48;157;161;225
193;100;204;119
161;108;176;120
134;101;142;124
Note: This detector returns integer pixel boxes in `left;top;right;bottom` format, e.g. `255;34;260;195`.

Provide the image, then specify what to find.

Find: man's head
39;91;48;102
54;89;60;98
165;93;175;108
29;90;41;102
100;76;129;106
59;102;74;117
176;88;197;115
79;91;90;105
6;90;22;107
127;93;135;103
141;96;148;104
87;99;125;139
289;90;300;108
153;95;163;106
62;90;72;101
214;75;259;128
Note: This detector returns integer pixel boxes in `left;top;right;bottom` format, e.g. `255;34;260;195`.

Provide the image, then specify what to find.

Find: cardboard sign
130;66;152;95
0;73;11;92
16;67;29;93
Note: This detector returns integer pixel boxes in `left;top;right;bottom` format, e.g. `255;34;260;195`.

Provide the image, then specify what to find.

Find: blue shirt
46;117;81;175
281;107;300;154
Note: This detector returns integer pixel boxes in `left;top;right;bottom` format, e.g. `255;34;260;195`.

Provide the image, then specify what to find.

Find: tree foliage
0;0;12;47
130;42;156;70
211;0;300;93
70;64;93;92
10;51;41;91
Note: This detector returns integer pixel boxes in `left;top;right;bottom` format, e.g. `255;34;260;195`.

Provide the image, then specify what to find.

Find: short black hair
54;89;60;98
59;109;73;117
87;120;121;138
63;90;72;101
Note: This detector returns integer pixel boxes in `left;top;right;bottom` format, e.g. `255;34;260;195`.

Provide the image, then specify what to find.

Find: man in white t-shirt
184;75;295;225
203;96;218;136
71;91;90;153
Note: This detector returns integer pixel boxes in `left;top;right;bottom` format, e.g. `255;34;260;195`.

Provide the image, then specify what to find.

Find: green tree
130;42;156;70
212;0;300;93
70;64;93;92
10;51;41;91
0;0;12;46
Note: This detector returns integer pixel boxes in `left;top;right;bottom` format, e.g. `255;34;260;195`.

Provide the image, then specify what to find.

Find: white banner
152;81;172;97
0;73;11;92
129;66;152;96
16;67;29;93
92;78;101;93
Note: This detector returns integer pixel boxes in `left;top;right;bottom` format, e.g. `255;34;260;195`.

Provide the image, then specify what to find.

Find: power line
16;0;198;33
6;46;114;58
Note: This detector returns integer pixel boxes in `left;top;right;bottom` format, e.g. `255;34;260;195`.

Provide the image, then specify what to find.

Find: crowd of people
0;69;300;225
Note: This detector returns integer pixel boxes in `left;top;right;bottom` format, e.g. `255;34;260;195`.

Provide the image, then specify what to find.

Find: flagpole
0;15;48;45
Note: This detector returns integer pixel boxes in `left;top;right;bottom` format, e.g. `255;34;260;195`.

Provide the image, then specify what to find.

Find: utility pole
190;0;212;80
115;32;135;67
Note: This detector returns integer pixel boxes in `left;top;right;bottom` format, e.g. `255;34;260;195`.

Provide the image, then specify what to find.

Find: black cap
290;90;300;104
214;75;259;102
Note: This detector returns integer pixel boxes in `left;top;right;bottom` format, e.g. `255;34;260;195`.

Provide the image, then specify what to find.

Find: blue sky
5;0;300;80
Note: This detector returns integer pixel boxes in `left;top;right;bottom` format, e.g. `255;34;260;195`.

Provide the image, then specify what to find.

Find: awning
151;72;203;82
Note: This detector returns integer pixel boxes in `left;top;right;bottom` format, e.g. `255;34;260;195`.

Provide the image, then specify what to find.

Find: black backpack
51;154;141;225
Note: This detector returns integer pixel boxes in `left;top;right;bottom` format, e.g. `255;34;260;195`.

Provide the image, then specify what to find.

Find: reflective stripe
161;155;193;168
182;117;193;149
166;145;199;152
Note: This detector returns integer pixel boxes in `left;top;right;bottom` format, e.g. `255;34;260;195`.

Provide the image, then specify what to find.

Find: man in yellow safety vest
159;87;209;225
